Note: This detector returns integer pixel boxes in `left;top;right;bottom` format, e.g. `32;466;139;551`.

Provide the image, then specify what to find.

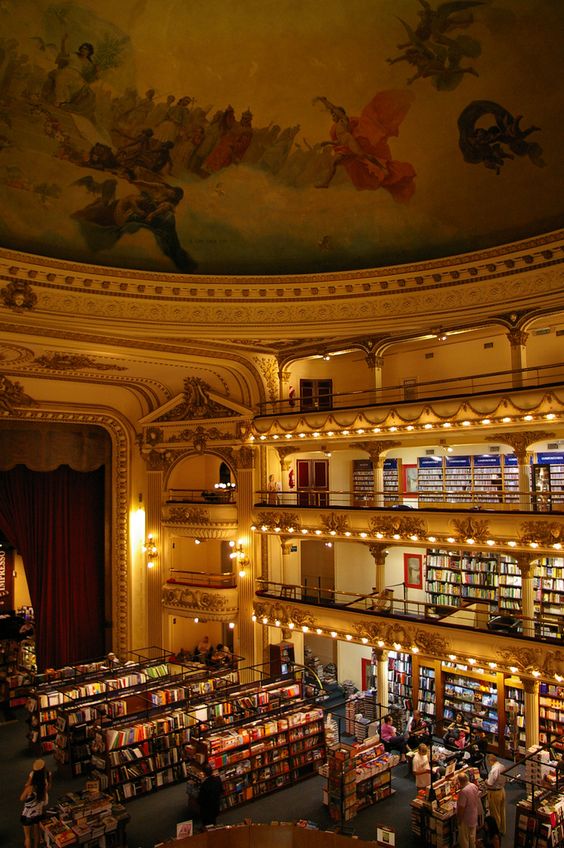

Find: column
365;352;384;399
515;554;536;638
492;433;552;511
373;648;389;707
234;446;257;680
368;542;389;594
146;467;164;647
275;447;295;501
522;678;540;749
279;368;294;413
352;441;400;509
506;329;528;388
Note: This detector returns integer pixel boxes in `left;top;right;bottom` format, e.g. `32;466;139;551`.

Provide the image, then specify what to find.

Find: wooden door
297;459;329;506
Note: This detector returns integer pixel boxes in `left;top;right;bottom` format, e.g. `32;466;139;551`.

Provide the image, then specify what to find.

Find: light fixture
194;538;202;545
322;352;331;361
143;534;158;568
228;622;235;630
194;617;199;623
288;622;295;629
330;631;337;638
275;619;280;627
316;628;322;635
377;640;385;648
345;634;352;641
361;637;368;644
509;666;518;673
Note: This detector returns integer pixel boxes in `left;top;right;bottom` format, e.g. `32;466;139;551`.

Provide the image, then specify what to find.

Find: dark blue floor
0;711;525;847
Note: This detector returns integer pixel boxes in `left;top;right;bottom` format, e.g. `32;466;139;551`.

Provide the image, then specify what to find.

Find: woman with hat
20;758;51;848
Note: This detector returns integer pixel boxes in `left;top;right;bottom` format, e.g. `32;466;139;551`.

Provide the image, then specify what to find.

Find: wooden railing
167;569;237;588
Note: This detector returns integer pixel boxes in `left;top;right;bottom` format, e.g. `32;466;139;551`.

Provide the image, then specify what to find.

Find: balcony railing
166;487;237;504
256;361;564;416
256;580;563;644
167;569;237;588
255;487;563;512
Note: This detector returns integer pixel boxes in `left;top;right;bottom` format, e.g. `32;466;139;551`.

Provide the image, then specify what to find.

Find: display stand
410;765;485;848
40;788;129;848
323;737;398;826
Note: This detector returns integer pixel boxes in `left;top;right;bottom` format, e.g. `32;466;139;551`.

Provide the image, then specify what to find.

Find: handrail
167;569;237;588
255;487;563;511
165;488;236;504
255;579;562;645
256;361;564;416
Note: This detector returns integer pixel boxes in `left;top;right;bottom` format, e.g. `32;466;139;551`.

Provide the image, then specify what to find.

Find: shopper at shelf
485;753;506;835
193;635;212;663
412;743;432;789
198;764;223;830
456;771;483;848
380;714;407;761
468;729;489;776
405;710;432;749
20;758;51;848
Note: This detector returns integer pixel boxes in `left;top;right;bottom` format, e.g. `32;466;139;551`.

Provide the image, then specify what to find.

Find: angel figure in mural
388;1;483;90
312;91;416;201
42;35;98;119
457;100;545;175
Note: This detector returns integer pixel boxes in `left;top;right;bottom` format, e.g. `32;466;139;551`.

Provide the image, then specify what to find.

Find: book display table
410;765;485;848
40;789;129;848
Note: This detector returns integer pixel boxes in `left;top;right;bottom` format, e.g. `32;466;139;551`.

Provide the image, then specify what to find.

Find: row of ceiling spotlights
250;525;562;551
251;615;560;682
250;413;557;440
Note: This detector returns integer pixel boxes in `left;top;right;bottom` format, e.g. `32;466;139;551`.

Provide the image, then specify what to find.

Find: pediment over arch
139;377;253;424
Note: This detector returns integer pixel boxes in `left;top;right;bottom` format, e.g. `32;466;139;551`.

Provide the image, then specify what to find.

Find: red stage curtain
0;465;105;670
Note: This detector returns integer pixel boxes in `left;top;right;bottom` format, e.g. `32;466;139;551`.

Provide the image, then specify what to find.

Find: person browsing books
20;758;51;848
456;771;483;848
380;714;407;761
485;753;506;835
198;764;223;830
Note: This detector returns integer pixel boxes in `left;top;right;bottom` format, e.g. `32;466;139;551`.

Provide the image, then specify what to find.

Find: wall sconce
322;352;331;361
143;534;158;569
230;540;249;577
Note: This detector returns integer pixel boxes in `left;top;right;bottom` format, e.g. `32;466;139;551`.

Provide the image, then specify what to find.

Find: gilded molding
166;506;211;524
321;513;350;534
368;514;427;539
253;356;279;402
0;278;36;311
518;520;563;547
33;353;126;372
234;446;255;469
159;377;237;421
490;430;556;462
350;440;401;463
451;517;491;543
0;373;36;413
162;585;238;618
256;511;301;531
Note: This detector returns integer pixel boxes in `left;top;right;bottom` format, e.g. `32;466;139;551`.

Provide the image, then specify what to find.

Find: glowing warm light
316;628;322;635
556;674;564;682
524;415;533;421
393;642;402;651
345;531;351;537
288;622;295;629
329;530;336;536
345;634;352;641
228;622;235;629
356;429;365;435
259;435;266;441
488;662;497;669
546;413;556;420
361;637;368;644
481;419;491;425
360;532;368;539
508;540;517;547
239;569;246;578
194;617;199;623
529;542;539;548
393;533;401;540
442;422;452;428
252;615;257;622
273;434;279;439
261;525;268;532
486;539;495;546
299;433;306;439
262;617;268;625
406;425;414;431
466;538;475;545
412;646;419;654
468;658;476;664
376;532;384;539
424;423;433;430
532;669;540;677
301;528;309;534
315;530;322;536
428;536;436;543
447;537;455;543
389;426;397;432
509;666;518;673
502;417;511;423
330;631;337;638
313;432;320;437
377;640;385;648
372;428;381;433
275;620;280;627
274;526;281;533
342;430;350;436
302;625;309;633
462;421;471;426
448;654;457;661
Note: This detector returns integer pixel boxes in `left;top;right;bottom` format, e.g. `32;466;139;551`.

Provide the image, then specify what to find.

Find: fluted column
352;441;401;508
366;352;384;395
515;554;536;638
523;678;540;749
368;542;389;593
146;469;164;647
234;446;256;680
506;328;528;388
373;648;389;707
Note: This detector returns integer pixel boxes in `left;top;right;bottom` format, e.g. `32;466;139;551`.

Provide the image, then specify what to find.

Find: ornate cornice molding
162;585;238;620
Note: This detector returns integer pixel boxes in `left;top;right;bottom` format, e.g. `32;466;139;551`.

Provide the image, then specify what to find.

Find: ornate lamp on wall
229;539;249;577
143;534;159;569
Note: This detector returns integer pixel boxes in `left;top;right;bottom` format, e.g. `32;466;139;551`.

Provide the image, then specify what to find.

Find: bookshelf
352;459;374;507
383;458;401;506
445;455;472;504
187;704;326;811
387;651;413;713
534;557;564;638
425;549;521;613
538;682;564;748
410;765;485;847
53;663;239;776
324;737;397;823
441;666;500;747
504;678;526;759
514;784;564;848
417;457;444;504
472;454;503;503
417;664;437;724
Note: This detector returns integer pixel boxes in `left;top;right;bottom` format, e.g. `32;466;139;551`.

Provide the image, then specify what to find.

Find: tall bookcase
352;459;374;507
383;458;401;506
441;665;501;747
387;651;413;713
417;457;444;503
416;663;437;724
539;682;564;747
425;549;521;613
504;677;525;759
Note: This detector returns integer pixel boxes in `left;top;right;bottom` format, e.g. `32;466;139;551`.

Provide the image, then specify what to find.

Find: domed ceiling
0;0;562;278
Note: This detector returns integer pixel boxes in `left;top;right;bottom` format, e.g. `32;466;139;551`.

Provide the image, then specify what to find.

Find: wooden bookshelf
325;737;397;823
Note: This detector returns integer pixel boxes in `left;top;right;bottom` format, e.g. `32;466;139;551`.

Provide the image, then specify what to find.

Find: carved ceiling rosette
0;278;36;311
368;515;427;540
518;520;563;547
451;517;490;543
321;513;350;534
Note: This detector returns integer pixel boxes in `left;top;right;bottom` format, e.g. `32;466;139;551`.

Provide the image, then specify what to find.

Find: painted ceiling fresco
0;0;562;277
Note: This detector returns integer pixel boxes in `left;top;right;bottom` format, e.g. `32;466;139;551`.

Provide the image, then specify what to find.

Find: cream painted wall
167;455;233;491
384;546;427;607
334;541;374;603
337;640;371;691
287;352;373;399
167;614;224;656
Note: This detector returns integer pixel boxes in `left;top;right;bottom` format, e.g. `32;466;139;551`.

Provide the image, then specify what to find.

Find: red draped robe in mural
328;89;416;201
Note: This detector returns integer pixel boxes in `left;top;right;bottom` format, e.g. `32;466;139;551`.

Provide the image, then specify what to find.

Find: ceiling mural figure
0;0;561;276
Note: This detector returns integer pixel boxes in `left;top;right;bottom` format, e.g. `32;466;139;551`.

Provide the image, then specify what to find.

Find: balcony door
297;459;329;507
299;379;332;411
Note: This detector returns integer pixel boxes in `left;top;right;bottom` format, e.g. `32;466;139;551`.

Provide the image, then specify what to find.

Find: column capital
490;431;555;464
522;678;539;696
275;446;296;471
350;440;401;465
514;553;536;579
234;445;255;469
280;537;293;556
365;352;384;369
280;370;292;384
506;328;529;347
367;542;389;565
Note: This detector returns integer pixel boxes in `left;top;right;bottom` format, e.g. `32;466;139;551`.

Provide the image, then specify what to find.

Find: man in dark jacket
198;764;223;829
